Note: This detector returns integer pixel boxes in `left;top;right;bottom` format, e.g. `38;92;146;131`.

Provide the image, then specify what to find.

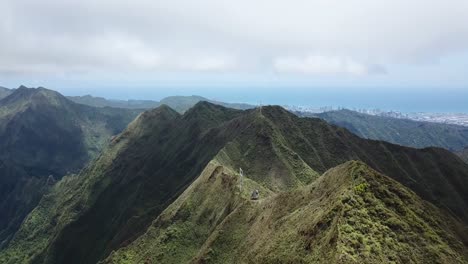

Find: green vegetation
303;109;468;151
107;161;468;263
2;102;468;263
0;86;141;248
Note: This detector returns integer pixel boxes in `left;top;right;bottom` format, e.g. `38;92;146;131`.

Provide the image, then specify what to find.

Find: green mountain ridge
2;102;468;263
302;109;468;151
0;86;141;248
106;161;468;263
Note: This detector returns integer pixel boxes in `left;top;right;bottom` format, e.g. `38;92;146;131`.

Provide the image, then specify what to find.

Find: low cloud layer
1;0;468;77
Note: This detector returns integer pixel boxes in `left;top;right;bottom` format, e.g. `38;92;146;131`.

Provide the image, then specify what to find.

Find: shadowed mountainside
0;86;141;248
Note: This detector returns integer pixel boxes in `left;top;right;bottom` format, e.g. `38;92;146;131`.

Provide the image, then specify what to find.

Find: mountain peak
182;100;243;122
188;100;221;110
259;104;294;118
136;104;180;123
0;86;70;109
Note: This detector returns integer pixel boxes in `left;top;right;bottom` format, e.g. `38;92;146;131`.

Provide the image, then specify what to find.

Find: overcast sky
1;0;468;109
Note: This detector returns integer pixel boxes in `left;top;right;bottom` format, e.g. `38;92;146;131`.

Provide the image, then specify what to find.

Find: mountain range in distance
1;101;468;263
68;94;253;113
0;86;254;113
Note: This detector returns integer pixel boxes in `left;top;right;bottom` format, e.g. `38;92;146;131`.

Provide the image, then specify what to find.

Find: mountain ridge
106;160;468;263
2;102;468;263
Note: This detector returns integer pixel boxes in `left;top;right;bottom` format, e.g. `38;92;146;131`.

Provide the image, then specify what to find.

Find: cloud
273;55;373;75
0;0;467;77
174;56;238;72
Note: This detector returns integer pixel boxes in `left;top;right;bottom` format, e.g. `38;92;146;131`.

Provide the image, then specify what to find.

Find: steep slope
302;109;468;151
2;103;468;263
0;86;141;172
106;161;468;264
0;103;248;264
261;106;468;222
0;86;141;248
0;87;12;100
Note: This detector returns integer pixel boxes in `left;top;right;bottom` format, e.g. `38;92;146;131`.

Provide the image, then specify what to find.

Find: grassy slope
308;109;468;151
0;87;141;248
102;133;321;264
107;161;468;264
0;160;50;249
262;106;468;223
3;103;468;263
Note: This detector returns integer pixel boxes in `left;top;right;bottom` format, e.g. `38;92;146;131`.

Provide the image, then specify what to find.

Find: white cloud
0;0;467;77
273;55;370;75
174;56;237;72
